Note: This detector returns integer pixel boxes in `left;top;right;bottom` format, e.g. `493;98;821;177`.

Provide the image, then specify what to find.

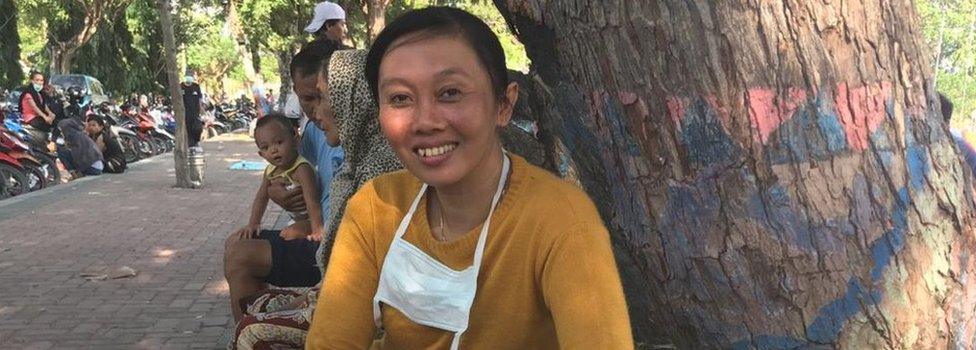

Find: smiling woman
306;6;633;350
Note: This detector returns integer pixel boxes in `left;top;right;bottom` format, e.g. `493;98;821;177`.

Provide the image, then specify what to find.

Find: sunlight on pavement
156;249;176;257
205;280;230;296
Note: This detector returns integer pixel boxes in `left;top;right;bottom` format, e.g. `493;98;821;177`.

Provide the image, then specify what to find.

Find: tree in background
917;0;976;127
0;0;24;88
238;0;315;109
496;0;976;347
223;0;264;98
72;8;152;94
184;9;240;98
126;0;168;94
158;0;192;188
45;0;132;74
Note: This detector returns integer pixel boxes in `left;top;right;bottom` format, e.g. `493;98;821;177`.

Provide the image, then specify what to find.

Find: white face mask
373;153;510;349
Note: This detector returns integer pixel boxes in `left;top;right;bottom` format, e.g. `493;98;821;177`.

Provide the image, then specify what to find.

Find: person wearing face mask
181;73;204;149
19;71;56;150
306;7;632;350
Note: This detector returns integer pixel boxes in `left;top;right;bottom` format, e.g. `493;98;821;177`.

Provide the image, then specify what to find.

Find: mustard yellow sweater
306;155;633;349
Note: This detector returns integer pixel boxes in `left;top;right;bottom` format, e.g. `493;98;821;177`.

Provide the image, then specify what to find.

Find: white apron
372;154;511;349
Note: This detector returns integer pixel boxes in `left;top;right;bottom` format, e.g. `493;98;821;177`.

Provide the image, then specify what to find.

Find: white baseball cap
304;2;345;33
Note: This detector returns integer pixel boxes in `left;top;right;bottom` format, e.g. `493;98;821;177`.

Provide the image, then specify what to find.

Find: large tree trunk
275;47;296;111
496;0;976;348
0;0;23;87
157;0;190;188
224;0;263;93
50;45;79;76
365;0;389;43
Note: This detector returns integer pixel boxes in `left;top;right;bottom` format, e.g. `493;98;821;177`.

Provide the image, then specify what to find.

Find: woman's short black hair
365;6;508;103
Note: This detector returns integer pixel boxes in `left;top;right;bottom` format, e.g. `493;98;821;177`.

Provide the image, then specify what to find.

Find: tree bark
157;0;190;188
365;0;389;43
275;46;296;111
495;0;976;348
224;0;263;93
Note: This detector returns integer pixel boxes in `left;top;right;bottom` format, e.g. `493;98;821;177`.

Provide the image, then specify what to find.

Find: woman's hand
307;225;325;242
267;179;307;213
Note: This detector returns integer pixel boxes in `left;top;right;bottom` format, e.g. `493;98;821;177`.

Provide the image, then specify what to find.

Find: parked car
49;74;108;107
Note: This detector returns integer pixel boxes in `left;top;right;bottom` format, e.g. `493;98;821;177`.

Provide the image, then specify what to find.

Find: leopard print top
316;49;403;270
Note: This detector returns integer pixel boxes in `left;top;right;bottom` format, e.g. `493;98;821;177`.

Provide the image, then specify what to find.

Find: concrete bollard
187;148;205;188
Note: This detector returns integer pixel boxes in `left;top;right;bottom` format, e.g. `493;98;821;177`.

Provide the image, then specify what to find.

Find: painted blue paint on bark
815;94;849;154
806;279;883;343
870;188;910;281
679;98;739;166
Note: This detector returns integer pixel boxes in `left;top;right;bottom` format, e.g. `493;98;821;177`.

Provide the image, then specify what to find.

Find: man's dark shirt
181;82;203;124
97;127;126;173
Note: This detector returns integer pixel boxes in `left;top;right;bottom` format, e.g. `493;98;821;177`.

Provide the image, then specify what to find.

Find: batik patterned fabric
229;288;316;350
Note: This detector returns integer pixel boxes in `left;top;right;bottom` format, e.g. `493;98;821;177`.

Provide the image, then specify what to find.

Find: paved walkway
0;133;278;349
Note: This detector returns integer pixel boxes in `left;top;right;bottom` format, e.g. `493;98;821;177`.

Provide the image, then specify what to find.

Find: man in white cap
304;1;348;48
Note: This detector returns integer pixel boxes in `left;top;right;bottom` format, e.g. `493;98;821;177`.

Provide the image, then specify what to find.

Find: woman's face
31;74;44;87
377;34;517;188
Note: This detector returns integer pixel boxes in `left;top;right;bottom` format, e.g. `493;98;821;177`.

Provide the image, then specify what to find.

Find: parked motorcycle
0;129;48;191
0;140;29;199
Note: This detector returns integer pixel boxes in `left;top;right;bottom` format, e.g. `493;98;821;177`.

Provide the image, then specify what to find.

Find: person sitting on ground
58;117;103;178
306;7;632;348
84;115;127;174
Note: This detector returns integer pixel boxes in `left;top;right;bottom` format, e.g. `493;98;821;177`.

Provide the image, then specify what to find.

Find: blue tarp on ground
229;161;266;171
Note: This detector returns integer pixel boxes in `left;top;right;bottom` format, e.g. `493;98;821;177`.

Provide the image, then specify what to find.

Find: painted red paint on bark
835;82;893;151
747;87;808;144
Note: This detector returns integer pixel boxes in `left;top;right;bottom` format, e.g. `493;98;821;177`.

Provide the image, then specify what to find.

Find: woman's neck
429;147;505;242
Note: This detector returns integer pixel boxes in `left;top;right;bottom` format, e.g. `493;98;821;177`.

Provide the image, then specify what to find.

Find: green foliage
126;0;167;93
9;0;530;95
72;15;136;93
182;4;241;94
239;0;314;51
380;0;529;71
0;0;25;87
16;0;58;73
917;0;976;126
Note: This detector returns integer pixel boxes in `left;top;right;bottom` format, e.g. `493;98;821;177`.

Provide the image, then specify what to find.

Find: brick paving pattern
0;133;278;349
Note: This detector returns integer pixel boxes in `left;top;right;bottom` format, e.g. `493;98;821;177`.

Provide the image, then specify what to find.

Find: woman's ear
496;82;519;127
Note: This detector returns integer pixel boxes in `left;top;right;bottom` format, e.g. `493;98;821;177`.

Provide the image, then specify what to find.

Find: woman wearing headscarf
228;49;402;350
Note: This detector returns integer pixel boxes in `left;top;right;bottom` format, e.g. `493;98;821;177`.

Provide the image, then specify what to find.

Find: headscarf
316;49;403;270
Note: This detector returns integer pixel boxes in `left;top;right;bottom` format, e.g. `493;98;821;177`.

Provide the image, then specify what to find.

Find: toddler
235;113;324;241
